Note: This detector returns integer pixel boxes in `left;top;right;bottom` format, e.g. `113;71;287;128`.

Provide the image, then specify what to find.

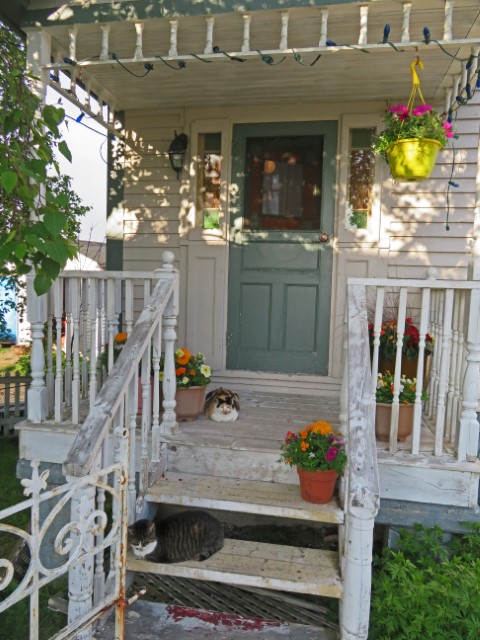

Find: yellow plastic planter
387;138;442;182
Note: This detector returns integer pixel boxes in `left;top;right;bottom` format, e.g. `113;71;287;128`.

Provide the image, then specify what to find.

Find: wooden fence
0;372;31;436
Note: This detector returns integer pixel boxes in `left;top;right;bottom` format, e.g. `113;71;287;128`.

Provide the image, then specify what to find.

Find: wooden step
146;472;344;525
127;539;342;598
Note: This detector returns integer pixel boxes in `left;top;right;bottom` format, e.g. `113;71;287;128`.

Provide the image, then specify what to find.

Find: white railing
4;252;180;638
26;262;172;426
348;275;480;462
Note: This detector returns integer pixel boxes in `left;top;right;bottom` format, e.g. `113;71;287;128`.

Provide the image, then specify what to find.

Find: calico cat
204;387;240;422
127;510;224;563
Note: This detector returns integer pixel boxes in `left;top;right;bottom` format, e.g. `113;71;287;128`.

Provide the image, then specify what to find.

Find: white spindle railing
348;276;480;462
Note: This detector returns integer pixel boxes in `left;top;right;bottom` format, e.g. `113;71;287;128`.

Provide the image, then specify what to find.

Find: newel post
27;274;48;422
160;251;179;437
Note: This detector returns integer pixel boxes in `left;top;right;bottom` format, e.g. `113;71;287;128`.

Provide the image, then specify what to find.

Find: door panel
227;121;337;375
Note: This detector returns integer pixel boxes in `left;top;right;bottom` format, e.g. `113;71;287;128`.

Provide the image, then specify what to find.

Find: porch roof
16;0;480;114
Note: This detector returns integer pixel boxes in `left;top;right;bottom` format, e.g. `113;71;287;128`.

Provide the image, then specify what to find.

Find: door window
243;135;323;231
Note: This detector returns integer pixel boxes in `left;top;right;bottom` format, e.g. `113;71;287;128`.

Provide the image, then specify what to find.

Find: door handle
319;232;330;243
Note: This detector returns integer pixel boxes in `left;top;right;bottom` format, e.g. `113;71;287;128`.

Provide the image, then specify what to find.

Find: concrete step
128;538;342;598
146;472;344;525
94;600;339;639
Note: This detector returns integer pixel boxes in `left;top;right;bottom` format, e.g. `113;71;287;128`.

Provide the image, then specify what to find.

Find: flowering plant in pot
372;103;453;181
159;348;212;421
375;371;428;442
280;421;347;503
368;318;434;362
98;332;128;370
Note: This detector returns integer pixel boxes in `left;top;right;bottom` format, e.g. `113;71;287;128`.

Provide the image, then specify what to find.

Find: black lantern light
168;131;188;179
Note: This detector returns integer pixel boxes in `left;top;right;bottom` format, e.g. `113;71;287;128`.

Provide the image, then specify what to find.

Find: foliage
368;317;434;361
0;353;31;376
372;103;454;156
370;524;480;640
280;421;347;474
98;332;128;369
170;348;212;388
0;21;89;308
376;371;428;404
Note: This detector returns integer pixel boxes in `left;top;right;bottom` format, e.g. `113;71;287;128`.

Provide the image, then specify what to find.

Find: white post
27;276;48;422
319;9;329;47
134;22;144;60
443;0;455;41
242;14;251;53
169;20;178;57
279;11;289;50
401;2;412;43
204;17;214;54
358;5;368;46
160;253;178;437
100;25;110;60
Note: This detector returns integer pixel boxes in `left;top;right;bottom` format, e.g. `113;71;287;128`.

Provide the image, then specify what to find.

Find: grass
0;437;29;559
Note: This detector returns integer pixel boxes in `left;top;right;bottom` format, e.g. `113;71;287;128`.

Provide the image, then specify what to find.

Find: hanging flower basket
387;137;442;182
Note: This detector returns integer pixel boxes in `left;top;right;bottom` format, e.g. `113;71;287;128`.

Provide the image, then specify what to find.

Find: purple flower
443;121;454;138
326;447;338;462
411;104;432;116
388;104;409;116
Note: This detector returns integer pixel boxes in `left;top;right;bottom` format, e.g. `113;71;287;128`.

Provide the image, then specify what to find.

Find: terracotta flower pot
175;386;206;421
387;138;441;182
296;468;339;504
375;402;414;442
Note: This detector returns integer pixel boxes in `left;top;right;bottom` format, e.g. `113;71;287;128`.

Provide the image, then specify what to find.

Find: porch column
24;29;52;422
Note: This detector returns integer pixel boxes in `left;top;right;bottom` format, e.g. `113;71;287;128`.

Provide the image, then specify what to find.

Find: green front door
226;121;337;375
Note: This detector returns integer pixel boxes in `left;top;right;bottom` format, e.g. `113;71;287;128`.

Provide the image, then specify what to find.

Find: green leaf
40;257;62;279
1;171;18;194
33;272;52;296
43;210;67;236
13;243;27;260
44;240;68;264
57;140;72;162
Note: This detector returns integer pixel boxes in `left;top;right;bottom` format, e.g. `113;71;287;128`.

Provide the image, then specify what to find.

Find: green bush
370;524;480;639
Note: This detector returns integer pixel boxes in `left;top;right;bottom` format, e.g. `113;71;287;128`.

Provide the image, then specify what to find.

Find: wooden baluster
84;78;92;111
113;424;129;635
370;287;385;395
204;17;214;54
100;24;110;60
64;279;73;408
435;289;454;455
443;0;455;41
169;20;178;57
452;290;466;441
26;274;48;422
127;376;138;524
71;278;80;425
138;343;151;517
107;279;116;372
279;11;289;50
89;279;99;410
428;290;441;419
160;252;178;438
389;288;408;452
358;5;368;46
150;323;163;485
412;288;431;454
134;22;144;60
446;290;461;441
125;279;133;335
242;14;251;53
46;292;54;413
93;445;105;605
401;2;411;43
53;278;63;423
68;25;78;61
452;77;460;105
81;278;89;398
319;8;328;46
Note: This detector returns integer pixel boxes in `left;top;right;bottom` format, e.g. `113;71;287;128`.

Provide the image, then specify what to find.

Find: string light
212;46;245;62
292;50;321;66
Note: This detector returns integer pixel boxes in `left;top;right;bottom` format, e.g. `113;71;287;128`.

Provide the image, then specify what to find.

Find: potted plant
280;421;347;504
372;103;453;181
98;332;128;372
368;317;434;384
161;347;212;421
375;371;428;442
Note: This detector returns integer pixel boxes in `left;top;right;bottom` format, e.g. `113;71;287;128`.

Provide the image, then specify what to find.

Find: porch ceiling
41;0;480;110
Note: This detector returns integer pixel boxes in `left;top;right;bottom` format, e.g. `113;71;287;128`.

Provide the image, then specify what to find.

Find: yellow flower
312;421;332;435
300;441;309;451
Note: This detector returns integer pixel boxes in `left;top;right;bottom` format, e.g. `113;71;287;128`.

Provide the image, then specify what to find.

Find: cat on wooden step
204;387;240;422
127;510;224;563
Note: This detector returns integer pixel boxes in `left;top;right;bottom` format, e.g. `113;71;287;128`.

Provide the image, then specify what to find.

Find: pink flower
388;104;409;116
326;447;338;462
443;121;454;138
412;104;432;116
285;431;297;443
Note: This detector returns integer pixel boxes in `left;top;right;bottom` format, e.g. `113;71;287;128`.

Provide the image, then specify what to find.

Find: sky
46;85;107;244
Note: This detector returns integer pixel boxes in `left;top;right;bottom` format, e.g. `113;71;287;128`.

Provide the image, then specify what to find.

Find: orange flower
306;425;314;432
299;429;308;440
312;421;332;435
176;367;186;376
190;369;195;376
175;348;191;365
114;332;128;344
300;441;309;451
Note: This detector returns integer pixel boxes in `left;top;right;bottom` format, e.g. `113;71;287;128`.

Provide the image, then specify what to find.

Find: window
197;133;222;229
346;128;375;230
243;135;323;231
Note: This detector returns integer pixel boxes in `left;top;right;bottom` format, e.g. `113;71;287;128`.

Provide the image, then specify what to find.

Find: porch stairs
124;393;344;639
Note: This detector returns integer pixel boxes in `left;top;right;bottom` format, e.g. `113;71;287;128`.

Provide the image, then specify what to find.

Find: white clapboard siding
128;539;343;598
146;472;344;524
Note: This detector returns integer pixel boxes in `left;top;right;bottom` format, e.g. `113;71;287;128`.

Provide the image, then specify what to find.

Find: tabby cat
127;510;224;563
204;387;240;422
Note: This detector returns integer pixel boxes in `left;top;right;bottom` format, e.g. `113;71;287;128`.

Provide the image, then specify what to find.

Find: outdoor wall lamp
168;131;188;179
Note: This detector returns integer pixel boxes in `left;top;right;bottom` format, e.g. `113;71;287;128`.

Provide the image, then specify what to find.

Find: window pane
346;127;375;230
243;135;323;231
197;133;222;229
